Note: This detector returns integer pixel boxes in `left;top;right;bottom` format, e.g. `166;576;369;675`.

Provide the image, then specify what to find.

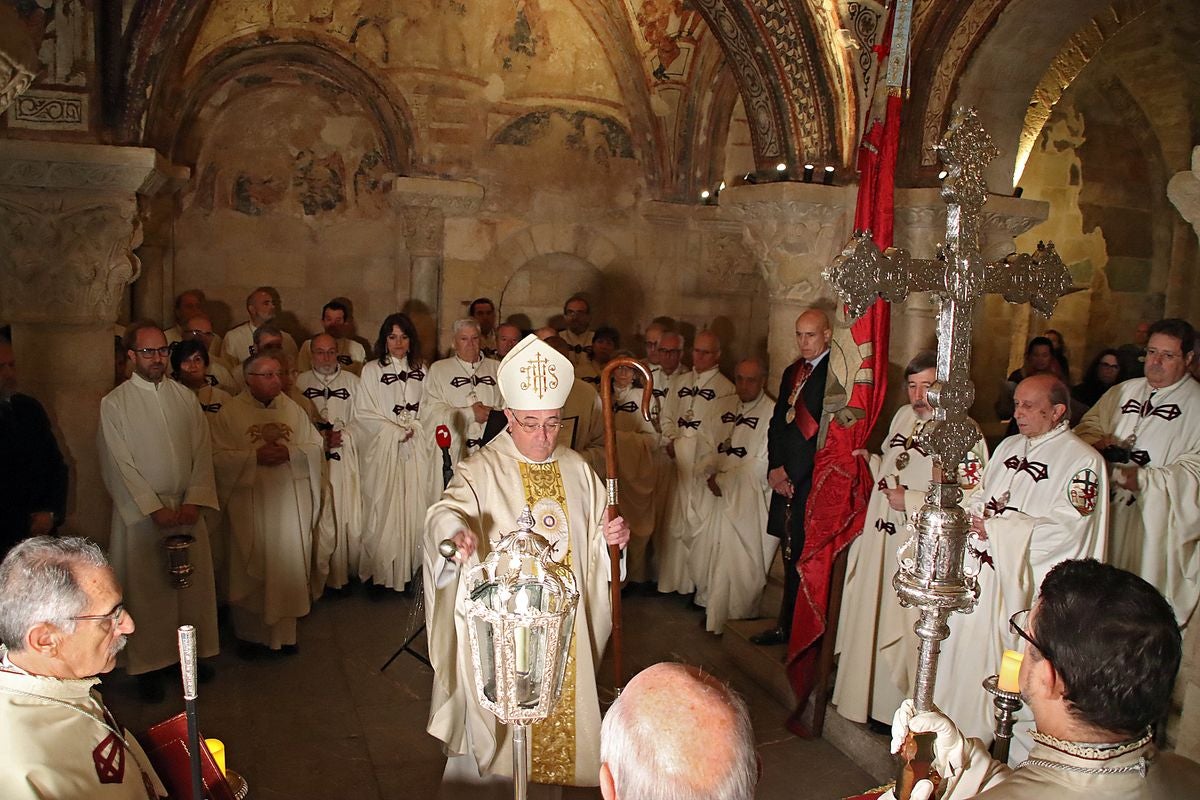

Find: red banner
784;75;902;714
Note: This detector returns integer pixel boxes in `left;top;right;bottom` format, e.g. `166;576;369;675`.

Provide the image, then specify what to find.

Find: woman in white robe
353;313;437;591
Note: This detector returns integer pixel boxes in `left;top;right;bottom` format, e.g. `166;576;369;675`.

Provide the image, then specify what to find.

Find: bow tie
888;433;928;455
325;451;341;461
1003;455;1049;482
381;369;424;385
581;376;600;385
718;442;747;458
205;374;219;387
201;402;222;413
392;403;420;415
451;375;496;388
303;386;350;400
874;518;896;536
677;418;701;430
720;412;759;428
336;354;352;366
679;387;716;400
614;401;638;413
570;344;593;355
1121;397;1181;421
652;387;667;398
466;437;484;449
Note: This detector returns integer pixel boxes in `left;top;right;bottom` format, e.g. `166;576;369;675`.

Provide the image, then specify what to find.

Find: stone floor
102;584;880;800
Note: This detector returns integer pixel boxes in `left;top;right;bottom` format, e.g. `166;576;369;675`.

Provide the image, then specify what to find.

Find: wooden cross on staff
823;106;1074;742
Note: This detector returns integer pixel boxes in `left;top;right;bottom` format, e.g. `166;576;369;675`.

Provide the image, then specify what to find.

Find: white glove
890;699;968;780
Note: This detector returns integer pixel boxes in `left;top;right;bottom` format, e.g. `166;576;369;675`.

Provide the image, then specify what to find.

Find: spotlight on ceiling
775;162;789;181
802;164;814;183
700;190;710;199
822;165;835;186
938;170;949;180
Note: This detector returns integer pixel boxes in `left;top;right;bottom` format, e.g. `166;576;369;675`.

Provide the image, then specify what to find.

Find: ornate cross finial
824;106;1072;469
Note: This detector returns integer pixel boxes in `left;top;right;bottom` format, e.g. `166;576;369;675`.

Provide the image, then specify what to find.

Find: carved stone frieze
401;206;444;258
391;176;484;217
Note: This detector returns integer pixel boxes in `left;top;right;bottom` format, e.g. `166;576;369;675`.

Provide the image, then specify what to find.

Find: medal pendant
895;452;910;471
684;408;694;422
721;437;733;451
785;407;796;424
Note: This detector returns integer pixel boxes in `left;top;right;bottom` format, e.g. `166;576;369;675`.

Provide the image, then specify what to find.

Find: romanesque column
724;182;856;387
0;140;183;544
392;176;484;357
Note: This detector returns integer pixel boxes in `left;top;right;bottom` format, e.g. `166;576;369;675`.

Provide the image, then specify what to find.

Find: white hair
600;668;757;800
453;318;481;337
0;536;109;650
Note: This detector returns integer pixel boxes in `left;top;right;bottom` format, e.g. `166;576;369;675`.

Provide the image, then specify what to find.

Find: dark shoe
136;670;166;704
750;626;787;646
281;643;300;656
867;718;891;737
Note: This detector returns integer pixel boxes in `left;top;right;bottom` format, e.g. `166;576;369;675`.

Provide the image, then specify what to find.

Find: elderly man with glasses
99;322;220;703
1075;318;1200;629
423;334;630;797
0;536;167;799
934;372;1108;760
887;559;1200;799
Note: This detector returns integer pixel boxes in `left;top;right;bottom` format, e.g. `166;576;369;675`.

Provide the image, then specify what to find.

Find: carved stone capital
895;189;1050;263
1168;146;1200;239
401;206;445;258
0;142;184;325
392;176;485;217
723;183;855;304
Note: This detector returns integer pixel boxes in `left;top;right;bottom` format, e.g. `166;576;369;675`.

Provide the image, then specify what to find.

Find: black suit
766;355;828;632
0;393;68;556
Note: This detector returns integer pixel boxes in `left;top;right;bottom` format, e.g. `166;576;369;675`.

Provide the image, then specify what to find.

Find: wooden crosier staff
598;356;653;690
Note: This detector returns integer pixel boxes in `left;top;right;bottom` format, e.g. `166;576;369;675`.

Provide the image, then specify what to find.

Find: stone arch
487;224;632;330
164;38;415;173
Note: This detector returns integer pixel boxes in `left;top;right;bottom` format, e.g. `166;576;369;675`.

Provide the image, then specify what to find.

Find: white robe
353;356;438;591
296;337;367;376
833;405;988;724
1075;375;1200;627
422;356;503;465
297;367;364;593
423;433;615;789
613;384;659;582
98;374;220;675
647;364;680;581
699;392;775;633
657;367;736;596
936;423;1107;752
219;322;298;365
559;330;594;367
210;391;323;648
0;659;166;799
559;378;605;476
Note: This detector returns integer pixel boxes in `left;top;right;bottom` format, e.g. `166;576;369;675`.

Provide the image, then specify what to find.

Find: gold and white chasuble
423;433;615;788
833;404;988;725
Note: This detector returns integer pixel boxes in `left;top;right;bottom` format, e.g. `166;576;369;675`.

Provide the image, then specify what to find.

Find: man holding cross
423;334;629;797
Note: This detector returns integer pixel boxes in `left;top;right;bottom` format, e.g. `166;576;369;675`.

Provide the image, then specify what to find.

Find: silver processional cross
823;107;1073;715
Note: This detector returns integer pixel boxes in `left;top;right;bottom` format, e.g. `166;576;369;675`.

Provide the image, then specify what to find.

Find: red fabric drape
784;85;903;709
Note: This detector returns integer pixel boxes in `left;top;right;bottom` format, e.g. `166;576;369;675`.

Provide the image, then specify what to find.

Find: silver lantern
464;507;579;800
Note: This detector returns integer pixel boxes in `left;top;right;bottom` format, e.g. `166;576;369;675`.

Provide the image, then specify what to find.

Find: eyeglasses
1010;608;1051;661
658;348;682;355
185;329;215;338
511;418;562;434
1098;362;1120;369
563;308;588;316
1145;347;1183;362
133;347;171;357
247;371;284;379
71;604;127;627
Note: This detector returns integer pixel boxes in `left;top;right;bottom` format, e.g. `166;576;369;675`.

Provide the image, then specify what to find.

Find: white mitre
498;334;574;411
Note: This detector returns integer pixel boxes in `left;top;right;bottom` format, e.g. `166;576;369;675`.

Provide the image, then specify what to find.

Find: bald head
600;663;756;800
534;326;558;341
1013;373;1070;438
794;309;831;361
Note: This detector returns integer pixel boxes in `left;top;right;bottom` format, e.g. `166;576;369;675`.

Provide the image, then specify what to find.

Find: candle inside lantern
205;738;226;775
998;650;1023;693
514;590;530;674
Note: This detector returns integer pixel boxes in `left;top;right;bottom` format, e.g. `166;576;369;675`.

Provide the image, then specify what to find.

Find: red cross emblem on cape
93;731;126;784
1069;467;1100;516
958;450;983;490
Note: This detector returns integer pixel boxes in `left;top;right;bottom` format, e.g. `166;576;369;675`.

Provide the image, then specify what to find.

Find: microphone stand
380;431;453;672
177;625;204;800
